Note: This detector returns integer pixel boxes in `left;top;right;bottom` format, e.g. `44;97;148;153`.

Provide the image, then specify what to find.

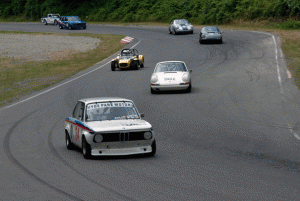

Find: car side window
72;102;84;121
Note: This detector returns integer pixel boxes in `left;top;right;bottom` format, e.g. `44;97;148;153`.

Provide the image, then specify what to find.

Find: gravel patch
0;33;101;61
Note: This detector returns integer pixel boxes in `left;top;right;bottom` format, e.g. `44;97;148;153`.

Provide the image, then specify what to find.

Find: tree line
0;0;299;25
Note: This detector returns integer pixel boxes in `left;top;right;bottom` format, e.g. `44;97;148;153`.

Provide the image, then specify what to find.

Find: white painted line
287;69;292;79
0;38;141;111
252;31;283;94
289;124;300;140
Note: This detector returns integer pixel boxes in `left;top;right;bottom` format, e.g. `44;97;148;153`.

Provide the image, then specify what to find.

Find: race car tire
111;62;116;71
54;20;57;25
146;140;156;157
44;20;47;25
140;58;144;68
186;82;192;93
65;132;74;150
134;62;139;70
150;87;157;94
59;24;63;29
174;30;177;35
82;137;92;159
169;28;172;34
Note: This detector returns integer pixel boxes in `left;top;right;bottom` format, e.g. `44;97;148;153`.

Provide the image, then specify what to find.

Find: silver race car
65;97;156;159
169;19;193;35
199;26;223;44
150;61;192;93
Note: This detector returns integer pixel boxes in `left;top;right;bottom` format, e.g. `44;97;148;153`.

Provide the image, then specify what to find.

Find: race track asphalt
1;23;300;200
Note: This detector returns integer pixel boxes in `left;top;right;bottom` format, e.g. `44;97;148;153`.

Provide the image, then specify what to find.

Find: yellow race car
111;49;144;71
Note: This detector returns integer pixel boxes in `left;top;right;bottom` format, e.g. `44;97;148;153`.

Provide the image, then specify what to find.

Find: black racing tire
59;24;63;29
169;28;172;34
54;20;57;25
174;30;177;35
146;140;156;157
140;58;144;68
133;62;139;70
186;82;192;93
68;25;72;30
82;137;92;159
111;62;116;71
150;87;157;94
65;132;74;150
44;20;47;25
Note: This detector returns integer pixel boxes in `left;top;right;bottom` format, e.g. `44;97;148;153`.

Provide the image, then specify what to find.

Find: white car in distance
65;97;156;159
150;61;192;93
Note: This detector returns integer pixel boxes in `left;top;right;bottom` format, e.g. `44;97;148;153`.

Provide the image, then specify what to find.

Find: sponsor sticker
87;102;133;110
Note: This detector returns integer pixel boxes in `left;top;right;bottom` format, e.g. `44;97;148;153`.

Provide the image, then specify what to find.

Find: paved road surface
1;23;300;200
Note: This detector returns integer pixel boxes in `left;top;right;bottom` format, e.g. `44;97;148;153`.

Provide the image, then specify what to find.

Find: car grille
101;131;147;142
119;63;128;67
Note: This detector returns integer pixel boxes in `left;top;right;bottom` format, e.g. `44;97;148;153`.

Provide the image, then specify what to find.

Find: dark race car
58;16;86;30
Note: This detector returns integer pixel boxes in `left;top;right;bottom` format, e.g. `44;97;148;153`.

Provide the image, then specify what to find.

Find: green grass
0;31;125;106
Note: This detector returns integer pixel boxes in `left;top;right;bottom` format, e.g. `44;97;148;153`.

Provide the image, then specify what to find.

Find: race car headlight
182;73;190;82
151;74;158;83
94;134;103;143
144;132;152;140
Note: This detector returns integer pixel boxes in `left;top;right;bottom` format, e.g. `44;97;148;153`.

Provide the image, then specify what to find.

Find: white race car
65;97;156;159
150;61;192;93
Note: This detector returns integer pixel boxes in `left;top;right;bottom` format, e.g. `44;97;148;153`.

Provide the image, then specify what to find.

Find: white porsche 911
65;97;156;159
150;61;192;93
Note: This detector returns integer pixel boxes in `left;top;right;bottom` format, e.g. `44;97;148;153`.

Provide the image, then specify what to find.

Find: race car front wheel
146;140;156;157
140;58;144;68
65;132;74;150
111;62;116;71
43;20;47;25
82;137;91;159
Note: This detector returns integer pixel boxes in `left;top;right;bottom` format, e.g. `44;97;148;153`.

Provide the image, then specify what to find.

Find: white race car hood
85;119;152;132
155;71;187;85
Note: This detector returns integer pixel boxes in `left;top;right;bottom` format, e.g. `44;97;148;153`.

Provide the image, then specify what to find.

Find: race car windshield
203;27;219;33
68;16;81;21
120;56;134;60
175;20;189;24
155;62;187;72
86;101;139;121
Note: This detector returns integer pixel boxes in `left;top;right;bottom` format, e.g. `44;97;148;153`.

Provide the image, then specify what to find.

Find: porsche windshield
155;62;187;72
68;16;81;21
175;20;189;24
86;101;139;121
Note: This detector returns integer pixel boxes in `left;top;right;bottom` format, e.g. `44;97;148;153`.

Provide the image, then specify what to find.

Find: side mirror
140;113;145;118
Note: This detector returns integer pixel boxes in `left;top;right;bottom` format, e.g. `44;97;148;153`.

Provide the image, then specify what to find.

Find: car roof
78;97;132;104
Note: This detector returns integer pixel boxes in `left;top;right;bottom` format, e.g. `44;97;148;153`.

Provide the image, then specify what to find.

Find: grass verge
0;31;125;107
